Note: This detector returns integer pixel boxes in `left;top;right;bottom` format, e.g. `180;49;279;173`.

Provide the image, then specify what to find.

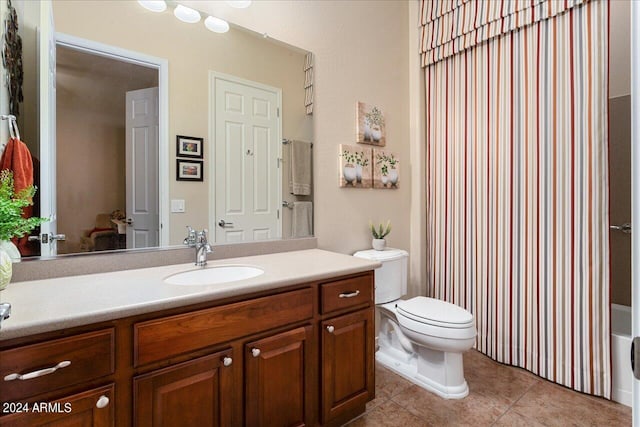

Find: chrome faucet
183;226;212;267
0;302;11;330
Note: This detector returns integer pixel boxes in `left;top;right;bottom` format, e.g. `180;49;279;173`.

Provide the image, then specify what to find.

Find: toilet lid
396;296;474;328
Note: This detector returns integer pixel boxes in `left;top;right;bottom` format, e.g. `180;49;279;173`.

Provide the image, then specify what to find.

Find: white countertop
0;249;380;341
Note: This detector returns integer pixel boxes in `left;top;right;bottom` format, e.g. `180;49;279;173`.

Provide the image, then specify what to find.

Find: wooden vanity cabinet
319;274;375;426
133;350;234;427
0;270;375;427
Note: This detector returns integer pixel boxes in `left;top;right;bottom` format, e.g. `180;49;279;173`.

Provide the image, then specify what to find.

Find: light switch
171;199;185;213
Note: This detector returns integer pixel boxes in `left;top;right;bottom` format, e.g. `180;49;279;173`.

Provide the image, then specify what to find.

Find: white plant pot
363;122;372;141
389;168;398;185
372;239;386;251
355;165;363;183
0;240;20;263
343;165;357;185
381;175;388;187
0;250;11;291
371;125;382;142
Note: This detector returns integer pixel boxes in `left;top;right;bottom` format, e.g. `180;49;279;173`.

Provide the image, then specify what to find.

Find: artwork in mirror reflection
14;0;313;258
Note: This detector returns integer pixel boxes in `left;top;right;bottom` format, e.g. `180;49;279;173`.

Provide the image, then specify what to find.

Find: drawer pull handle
339;290;360;298
4;360;71;381
326;325;335;333
96;395;109;409
223;356;233;367
251;348;261;358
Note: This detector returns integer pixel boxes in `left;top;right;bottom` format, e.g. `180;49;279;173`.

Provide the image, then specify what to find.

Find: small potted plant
340;150;358;185
365;107;384;142
369;220;391;251
0;170;47;289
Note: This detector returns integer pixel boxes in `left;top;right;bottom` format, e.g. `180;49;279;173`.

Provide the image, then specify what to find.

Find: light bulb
226;1;252;8
204;16;230;33
137;0;167;13
174;5;201;23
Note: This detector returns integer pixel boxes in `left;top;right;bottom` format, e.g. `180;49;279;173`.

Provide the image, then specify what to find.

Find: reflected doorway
55;45;159;254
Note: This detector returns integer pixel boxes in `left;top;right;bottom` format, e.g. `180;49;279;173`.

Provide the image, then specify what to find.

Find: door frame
631;3;639;425
208;71;283;242
54;32;170;246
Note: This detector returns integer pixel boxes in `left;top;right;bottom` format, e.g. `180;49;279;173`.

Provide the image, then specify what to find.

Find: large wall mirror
12;0;314;259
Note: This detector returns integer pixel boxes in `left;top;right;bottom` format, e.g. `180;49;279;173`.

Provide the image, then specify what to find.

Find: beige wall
56;47;158;253
185;0;413;284
610;0;630;98
52;0;312;245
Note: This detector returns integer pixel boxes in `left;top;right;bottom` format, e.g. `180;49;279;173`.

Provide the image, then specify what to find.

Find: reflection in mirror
10;0;313;259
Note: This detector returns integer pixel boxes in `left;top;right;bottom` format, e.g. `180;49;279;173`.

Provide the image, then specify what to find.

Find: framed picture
373;148;399;189
176;135;203;158
356;102;386;146
338;144;372;188
176;159;203;181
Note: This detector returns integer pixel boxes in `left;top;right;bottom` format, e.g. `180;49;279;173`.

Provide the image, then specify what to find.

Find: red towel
1;137;34;195
1;137;35;254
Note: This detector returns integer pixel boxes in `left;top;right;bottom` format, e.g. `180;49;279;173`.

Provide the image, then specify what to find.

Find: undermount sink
164;265;264;286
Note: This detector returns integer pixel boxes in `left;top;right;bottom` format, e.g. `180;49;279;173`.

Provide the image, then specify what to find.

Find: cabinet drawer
0;329;115;403
0;384;114;427
320;274;373;314
134;287;314;366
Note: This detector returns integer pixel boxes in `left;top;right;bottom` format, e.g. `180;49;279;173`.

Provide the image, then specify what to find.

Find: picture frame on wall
373;148;399;189
176;159;204;182
176;135;204;158
356;102;386;147
338;144;372;188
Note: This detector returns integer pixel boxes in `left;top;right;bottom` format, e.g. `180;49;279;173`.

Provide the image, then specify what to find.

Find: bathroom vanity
0;249;378;426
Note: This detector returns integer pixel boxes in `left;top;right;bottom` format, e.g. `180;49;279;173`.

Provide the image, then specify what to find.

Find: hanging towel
0;137;35;256
292;201;313;238
289;140;312;196
1;137;34;196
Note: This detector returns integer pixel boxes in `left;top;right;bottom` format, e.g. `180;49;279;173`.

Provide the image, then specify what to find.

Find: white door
38;0;59;257
212;74;281;243
125;87;159;249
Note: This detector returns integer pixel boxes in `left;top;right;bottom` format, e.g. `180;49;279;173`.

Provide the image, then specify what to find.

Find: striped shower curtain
424;0;610;397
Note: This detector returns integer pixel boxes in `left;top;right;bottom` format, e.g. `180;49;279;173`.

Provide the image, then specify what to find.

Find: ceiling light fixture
204;16;230;33
174;5;201;23
137;0;167;13
226;1;252;9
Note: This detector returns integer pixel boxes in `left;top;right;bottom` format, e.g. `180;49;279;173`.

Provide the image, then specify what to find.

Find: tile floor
346;350;632;426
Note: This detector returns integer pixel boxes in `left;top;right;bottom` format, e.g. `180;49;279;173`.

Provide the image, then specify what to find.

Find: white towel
292;201;313;238
289;140;312;196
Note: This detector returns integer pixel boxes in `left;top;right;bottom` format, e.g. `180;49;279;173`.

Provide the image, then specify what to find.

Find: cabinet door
321;309;374;424
0;384;114;427
245;326;312;427
134;350;234;427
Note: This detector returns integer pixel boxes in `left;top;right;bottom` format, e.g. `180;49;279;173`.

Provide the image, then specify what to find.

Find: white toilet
354;248;476;399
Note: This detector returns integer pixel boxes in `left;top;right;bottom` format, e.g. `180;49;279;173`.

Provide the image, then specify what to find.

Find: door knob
251;348;261;357
218;220;234;228
223;356;233;367
610;223;631;234
326;325;335;333
125;218;134;225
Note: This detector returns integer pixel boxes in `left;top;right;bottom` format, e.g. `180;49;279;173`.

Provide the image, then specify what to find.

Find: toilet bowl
354;249;476;399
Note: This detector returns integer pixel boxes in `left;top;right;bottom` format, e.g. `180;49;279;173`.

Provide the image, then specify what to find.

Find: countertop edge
0;250;381;341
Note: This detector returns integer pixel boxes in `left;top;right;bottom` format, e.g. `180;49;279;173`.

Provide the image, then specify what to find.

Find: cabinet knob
96;395;109;409
223;356;233;367
326;325;335;333
251;348;261;357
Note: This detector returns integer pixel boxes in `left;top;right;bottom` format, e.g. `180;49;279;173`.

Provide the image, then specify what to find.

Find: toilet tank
353;249;408;304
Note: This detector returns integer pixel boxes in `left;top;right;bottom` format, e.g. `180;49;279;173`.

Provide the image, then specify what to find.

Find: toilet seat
392;297;476;341
396;297;474;328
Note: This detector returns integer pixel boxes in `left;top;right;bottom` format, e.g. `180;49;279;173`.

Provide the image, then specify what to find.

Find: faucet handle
183;226;197;246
